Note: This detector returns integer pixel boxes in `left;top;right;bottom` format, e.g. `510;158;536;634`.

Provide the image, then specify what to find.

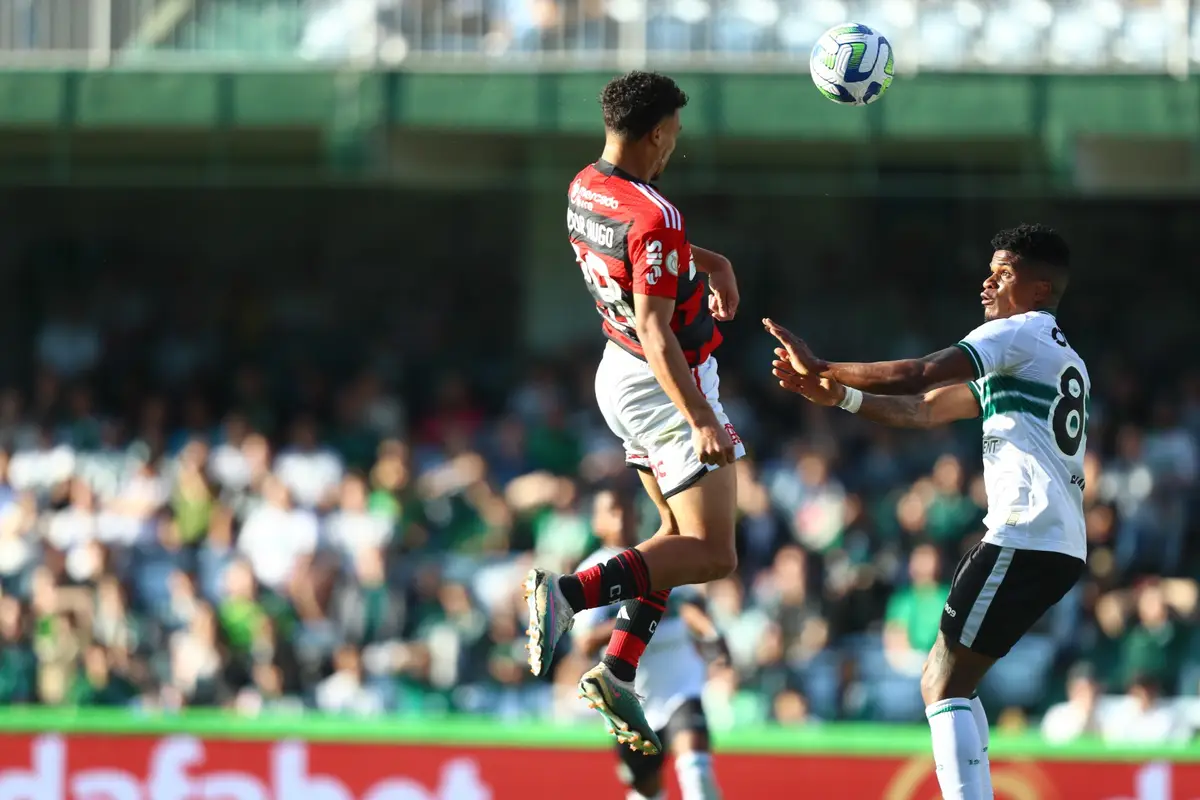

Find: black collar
594;158;646;184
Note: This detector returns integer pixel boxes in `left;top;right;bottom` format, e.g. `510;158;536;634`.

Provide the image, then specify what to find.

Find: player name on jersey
567;160;721;367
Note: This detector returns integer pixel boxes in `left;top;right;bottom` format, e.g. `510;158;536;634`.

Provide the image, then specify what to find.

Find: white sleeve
954;317;1025;379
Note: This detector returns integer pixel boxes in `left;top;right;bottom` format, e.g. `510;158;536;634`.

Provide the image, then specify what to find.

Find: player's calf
921;635;994;800
604;590;671;682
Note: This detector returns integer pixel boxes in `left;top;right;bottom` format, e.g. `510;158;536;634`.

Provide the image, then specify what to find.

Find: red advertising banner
0;733;1198;799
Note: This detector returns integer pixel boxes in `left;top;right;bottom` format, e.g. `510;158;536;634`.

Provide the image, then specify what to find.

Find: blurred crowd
23;0;1184;69
297;0;1199;68
1;294;1198;746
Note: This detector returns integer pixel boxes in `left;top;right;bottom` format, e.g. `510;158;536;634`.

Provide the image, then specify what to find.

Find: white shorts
595;341;746;498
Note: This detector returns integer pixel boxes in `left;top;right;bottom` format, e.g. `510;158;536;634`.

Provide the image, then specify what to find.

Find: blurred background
0;0;1197;796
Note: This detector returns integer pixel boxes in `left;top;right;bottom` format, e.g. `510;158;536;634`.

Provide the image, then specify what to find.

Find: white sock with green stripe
969;695;994;800
675;751;720;800
926;698;986;800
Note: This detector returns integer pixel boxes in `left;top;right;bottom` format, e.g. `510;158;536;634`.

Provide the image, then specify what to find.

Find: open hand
762;318;827;375
771;361;846;407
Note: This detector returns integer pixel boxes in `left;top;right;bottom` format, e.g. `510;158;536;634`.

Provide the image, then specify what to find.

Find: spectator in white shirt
1101;675;1192;745
8;427;75;497
274;416;343;512
236;475;318;596
1041;663;1104;743
99;459;167;546
209;412;253;491
315;643;388;716
45;478;104;583
323;472;392;569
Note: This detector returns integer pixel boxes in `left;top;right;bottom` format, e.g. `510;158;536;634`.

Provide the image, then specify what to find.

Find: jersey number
1050;364;1086;457
572;243;635;331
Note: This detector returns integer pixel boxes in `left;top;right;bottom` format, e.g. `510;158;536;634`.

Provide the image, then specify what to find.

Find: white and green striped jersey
955;310;1090;561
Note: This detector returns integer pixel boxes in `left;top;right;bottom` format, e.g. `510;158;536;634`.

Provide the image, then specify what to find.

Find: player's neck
599;143;655;183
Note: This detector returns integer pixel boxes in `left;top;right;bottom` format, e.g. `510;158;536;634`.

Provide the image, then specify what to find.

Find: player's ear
1034;277;1054;306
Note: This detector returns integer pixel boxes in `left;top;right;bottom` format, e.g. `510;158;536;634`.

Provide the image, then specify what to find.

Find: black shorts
616;697;709;785
940;541;1085;659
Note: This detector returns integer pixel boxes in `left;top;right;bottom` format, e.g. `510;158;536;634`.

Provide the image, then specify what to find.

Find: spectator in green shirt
66;644;137;707
884;544;950;664
1118;581;1184;691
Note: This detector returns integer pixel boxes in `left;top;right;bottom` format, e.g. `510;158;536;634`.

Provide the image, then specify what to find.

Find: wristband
838;386;863;414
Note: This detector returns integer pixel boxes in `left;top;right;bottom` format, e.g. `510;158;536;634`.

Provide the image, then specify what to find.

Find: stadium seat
981;634;1056;708
795;651;842;720
871;673;925;722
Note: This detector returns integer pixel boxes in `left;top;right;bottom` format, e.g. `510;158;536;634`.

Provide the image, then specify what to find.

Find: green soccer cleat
578;663;663;756
523;568;574;678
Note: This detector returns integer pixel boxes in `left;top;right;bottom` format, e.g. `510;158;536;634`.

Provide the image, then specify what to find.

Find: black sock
558;548;652;613
602;589;671;682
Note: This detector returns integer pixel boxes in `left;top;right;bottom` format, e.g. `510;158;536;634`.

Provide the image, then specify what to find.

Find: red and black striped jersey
566;159;721;367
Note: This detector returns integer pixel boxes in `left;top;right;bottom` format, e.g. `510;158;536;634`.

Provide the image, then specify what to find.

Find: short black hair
600;71;688;141
990;222;1071;302
594;480;637;518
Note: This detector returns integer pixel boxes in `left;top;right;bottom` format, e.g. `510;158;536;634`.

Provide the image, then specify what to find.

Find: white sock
626;792;663;800
926;698;985;800
675;751;721;800
969;696;994;800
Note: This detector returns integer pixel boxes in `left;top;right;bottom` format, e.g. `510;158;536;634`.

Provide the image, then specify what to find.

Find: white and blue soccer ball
810;23;895;106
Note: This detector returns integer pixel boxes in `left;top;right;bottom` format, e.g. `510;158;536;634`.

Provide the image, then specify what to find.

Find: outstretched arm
855;383;981;429
771;360;981;429
825;347;976;396
763;318;976;395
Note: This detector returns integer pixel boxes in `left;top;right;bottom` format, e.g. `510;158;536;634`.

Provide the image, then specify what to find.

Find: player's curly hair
990;223;1070;271
600;71;689;140
991;223;1071;303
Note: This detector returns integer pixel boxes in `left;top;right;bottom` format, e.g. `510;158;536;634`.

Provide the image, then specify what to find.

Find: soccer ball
810;23;894;106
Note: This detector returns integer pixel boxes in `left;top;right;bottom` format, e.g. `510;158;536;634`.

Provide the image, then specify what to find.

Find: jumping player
766;224;1087;800
524;71;745;756
572;486;723;800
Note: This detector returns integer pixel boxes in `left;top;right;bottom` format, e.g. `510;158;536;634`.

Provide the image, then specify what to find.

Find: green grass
2;709;1199;761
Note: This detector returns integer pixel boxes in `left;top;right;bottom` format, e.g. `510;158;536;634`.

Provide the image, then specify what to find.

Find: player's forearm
855;392;938;429
579;622;617;654
638;321;717;427
679;603;718;640
690;245;730;274
828;360;930;395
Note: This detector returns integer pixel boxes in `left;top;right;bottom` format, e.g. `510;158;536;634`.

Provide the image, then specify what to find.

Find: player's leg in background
602;470;679;683
670;723;720;799
616;738;666;800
